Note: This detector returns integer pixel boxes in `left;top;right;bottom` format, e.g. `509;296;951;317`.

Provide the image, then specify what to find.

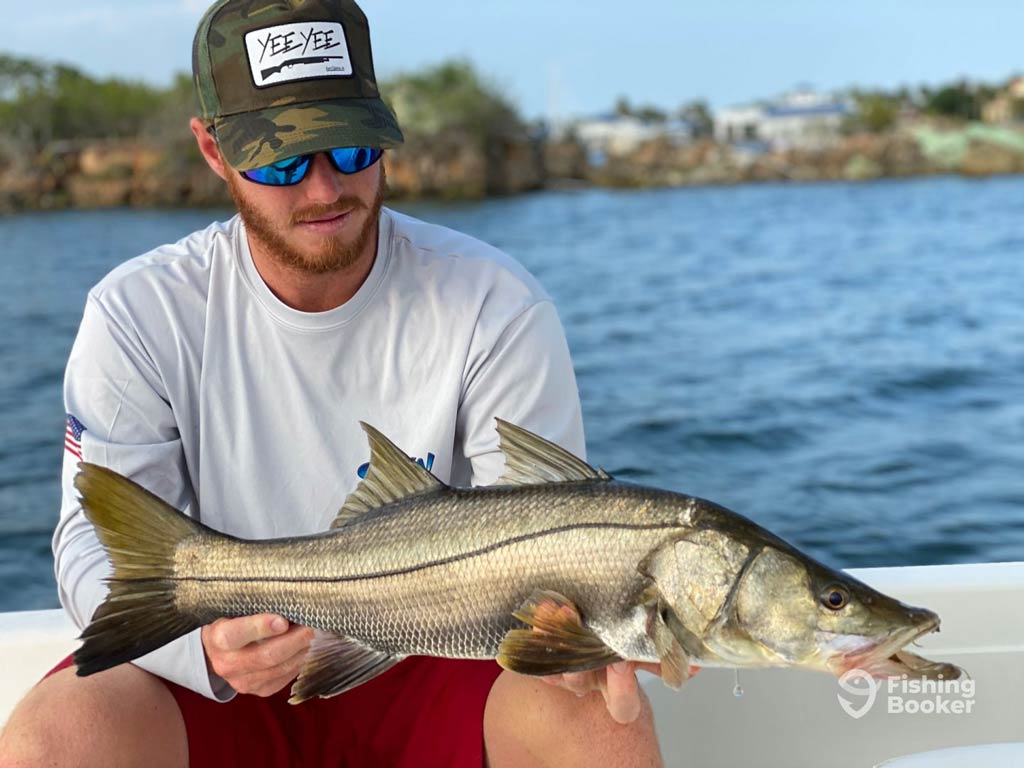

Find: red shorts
48;655;502;767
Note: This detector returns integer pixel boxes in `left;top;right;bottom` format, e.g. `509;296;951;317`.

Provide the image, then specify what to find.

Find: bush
0;54;172;148
382;60;523;146
852;93;900;133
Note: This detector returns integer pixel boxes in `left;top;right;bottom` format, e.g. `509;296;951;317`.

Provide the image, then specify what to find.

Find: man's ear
190;117;229;181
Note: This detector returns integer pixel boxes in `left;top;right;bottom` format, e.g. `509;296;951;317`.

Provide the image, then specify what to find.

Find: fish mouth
829;614;962;680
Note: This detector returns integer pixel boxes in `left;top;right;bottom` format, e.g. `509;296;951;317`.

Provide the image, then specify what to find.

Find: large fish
72;420;961;703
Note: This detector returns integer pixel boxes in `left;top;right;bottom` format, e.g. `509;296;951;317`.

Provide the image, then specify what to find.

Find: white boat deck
2;561;1023;766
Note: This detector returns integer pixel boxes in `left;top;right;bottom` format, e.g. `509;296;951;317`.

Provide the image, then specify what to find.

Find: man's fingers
250;624;315;668
634;661;663;677
601;661;642;724
204;620;314;691
538;669;598;696
632;660;700;681
206;614;290;651
231;643;311;697
560;670;598;696
216;625;314;677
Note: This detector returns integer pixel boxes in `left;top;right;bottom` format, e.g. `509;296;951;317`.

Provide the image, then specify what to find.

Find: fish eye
821;585;849;610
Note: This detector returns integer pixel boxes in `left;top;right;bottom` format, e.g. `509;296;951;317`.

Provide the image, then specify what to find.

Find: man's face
225;151;386;275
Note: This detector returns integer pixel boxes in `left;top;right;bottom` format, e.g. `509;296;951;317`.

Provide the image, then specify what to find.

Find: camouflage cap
192;0;403;171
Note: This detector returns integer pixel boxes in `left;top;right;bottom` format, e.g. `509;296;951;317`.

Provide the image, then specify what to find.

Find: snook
73;420;961;703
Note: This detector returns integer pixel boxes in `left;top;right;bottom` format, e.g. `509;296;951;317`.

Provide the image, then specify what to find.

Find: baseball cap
192;0;404;171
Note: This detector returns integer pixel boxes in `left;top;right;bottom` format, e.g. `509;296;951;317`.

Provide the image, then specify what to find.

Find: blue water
1;176;1023;612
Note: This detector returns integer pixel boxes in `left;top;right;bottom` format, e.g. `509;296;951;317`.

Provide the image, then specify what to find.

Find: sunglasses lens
241;155;312;186
328;147;383;174
238;148;381;185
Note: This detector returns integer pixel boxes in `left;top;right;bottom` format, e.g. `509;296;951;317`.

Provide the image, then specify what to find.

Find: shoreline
3;122;1024;213
8;171;1024;218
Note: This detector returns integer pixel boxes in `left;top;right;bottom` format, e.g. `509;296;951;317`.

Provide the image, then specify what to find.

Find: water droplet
732;669;744;698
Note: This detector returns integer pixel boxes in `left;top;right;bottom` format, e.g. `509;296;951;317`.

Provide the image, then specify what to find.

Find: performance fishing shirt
55;207;585;701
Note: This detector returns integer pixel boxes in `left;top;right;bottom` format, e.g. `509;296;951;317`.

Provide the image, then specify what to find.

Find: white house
570;114;693;160
982;76;1024;124
715;90;852;150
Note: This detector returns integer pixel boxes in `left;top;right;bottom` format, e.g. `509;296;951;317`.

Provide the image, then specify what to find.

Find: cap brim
214;98;404;171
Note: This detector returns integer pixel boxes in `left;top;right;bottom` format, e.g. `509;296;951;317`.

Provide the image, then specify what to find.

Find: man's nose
302;153;345;201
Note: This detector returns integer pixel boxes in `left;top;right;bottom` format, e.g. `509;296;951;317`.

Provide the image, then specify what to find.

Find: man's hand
201;614;315;697
540;661;698;724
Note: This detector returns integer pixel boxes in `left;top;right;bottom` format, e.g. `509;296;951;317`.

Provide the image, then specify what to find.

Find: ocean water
1;176;1023;612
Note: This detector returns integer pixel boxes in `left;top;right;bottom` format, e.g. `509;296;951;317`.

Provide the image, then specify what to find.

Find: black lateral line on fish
164;520;681;585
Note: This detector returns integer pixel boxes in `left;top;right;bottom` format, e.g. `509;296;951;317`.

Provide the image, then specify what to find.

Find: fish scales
176;481;687;658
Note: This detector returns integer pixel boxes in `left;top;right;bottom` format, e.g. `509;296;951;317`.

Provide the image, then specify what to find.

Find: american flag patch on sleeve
65;414;86;460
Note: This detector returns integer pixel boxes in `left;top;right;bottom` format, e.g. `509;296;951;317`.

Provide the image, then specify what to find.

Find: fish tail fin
72;462;213;676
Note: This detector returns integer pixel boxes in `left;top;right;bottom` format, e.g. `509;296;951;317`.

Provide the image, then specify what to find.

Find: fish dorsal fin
331;423;443;529
493;419;611;486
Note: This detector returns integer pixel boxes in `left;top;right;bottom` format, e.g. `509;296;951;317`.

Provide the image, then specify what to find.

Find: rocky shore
3;123;1024;213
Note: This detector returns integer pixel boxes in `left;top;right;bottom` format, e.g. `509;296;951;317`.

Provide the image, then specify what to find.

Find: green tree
634;105;666;123
382;60;522;146
0;54;49;100
853;92;900;133
1012;98;1024;122
0;54;56;145
678;100;714;138
0;54;170;148
142;73;197;142
926;83;982;121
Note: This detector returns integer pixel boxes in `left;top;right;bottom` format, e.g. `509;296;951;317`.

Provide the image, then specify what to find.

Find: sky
9;0;1024;120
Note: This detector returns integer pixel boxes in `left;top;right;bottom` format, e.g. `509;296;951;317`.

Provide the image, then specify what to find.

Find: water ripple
872;366;987;399
3;181;1024;611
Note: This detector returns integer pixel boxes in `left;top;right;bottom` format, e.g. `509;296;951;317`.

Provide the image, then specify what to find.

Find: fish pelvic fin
72;463;213;676
497;589;622;676
332;423;444;528
493;419;611;486
289;631;404;703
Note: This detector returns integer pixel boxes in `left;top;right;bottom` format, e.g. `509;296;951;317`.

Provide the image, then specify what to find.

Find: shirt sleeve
54;294;234;702
455;299;585;487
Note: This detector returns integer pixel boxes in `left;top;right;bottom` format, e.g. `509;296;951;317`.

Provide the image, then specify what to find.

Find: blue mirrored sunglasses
239;147;383;186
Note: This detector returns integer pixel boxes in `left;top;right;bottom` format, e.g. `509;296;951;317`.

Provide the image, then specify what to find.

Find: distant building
982;77;1024;124
715;90;852;150
570;114;693;162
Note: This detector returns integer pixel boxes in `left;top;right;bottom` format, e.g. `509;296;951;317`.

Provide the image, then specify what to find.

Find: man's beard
228;168;387;275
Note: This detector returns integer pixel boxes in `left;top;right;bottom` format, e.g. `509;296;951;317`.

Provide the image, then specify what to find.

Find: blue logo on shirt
357;452;435;479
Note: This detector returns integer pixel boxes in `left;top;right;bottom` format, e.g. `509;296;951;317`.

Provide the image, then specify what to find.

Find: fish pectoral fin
289;631;404;704
492;419;611;486
647;601;693;690
640;578;711;662
496;589;622;676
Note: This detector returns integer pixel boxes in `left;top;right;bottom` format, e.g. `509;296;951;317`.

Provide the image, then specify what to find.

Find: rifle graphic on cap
262;56;347;80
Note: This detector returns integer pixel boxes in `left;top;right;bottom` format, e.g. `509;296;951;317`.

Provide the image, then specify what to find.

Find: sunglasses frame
239;148;385;188
206;126;382;187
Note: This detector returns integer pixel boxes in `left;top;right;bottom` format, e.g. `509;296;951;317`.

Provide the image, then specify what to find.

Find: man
1;1;677;765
